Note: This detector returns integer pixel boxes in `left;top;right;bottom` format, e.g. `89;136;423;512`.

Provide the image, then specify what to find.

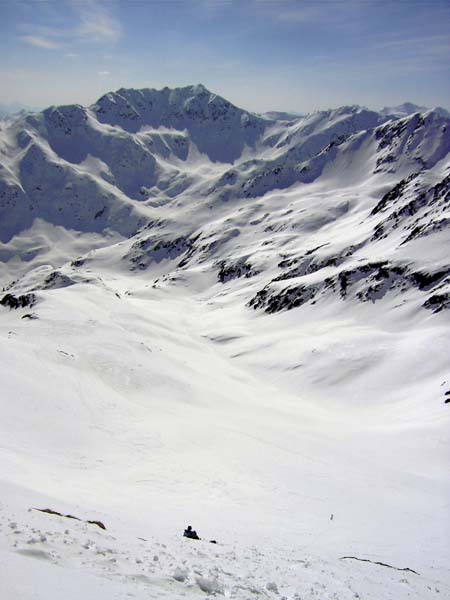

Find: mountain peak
90;84;267;162
380;102;428;117
96;83;213;107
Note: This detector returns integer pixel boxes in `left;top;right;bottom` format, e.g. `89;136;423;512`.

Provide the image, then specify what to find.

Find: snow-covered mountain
260;110;303;121
0;101;38;120
380;102;429;118
1;85;449;599
381;102;450;119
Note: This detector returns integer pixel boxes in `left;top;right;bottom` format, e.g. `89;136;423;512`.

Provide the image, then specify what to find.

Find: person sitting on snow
184;525;200;540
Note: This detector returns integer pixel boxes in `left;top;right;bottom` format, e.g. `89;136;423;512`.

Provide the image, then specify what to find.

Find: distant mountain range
0;101;39;120
381;102;449;118
0;85;448;317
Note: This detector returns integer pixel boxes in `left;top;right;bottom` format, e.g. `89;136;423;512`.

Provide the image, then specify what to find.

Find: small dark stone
71;258;85;268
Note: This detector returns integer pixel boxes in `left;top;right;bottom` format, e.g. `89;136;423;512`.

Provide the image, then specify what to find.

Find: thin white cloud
378;33;450;61
17;1;122;50
98;70;111;76
19;35;60;49
75;1;122;44
263;4;323;24
250;0;351;25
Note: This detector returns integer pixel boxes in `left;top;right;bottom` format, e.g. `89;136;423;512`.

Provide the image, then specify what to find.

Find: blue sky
1;0;449;113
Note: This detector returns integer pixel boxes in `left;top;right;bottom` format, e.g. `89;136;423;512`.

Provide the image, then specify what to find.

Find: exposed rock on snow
126;235;195;271
217;258;259;283
1;292;36;310
32;508;106;530
423;292;450;313
248;261;450;313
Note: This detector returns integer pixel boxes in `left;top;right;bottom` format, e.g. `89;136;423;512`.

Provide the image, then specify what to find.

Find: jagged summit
114;82;211;100
93;83;217;118
90;84;268;162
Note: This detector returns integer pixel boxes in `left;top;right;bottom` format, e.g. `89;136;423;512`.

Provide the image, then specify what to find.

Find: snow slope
1;85;449;599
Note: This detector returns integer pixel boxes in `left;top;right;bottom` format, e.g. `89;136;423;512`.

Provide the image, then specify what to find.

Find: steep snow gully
1;85;449;599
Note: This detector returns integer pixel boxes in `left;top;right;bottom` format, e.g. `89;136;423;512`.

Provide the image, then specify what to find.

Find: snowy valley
0;85;449;599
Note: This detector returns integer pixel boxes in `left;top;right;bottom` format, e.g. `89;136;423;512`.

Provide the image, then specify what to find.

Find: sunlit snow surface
0;87;449;598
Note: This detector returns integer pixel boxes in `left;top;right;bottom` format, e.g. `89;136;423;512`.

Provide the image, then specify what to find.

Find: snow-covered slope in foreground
0;86;449;599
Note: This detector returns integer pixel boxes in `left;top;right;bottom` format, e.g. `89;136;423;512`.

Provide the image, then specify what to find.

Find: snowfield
0;85;449;598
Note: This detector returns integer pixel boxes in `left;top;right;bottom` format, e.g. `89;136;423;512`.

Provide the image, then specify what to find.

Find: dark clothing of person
184;526;200;540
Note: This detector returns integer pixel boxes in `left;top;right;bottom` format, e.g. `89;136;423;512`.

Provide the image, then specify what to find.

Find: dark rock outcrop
249;261;450;314
217;259;258;283
1;293;36;310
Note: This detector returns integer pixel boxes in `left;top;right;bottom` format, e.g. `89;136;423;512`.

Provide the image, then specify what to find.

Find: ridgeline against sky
0;0;449;113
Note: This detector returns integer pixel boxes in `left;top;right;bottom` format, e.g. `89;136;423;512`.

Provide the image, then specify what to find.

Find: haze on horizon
0;0;449;114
